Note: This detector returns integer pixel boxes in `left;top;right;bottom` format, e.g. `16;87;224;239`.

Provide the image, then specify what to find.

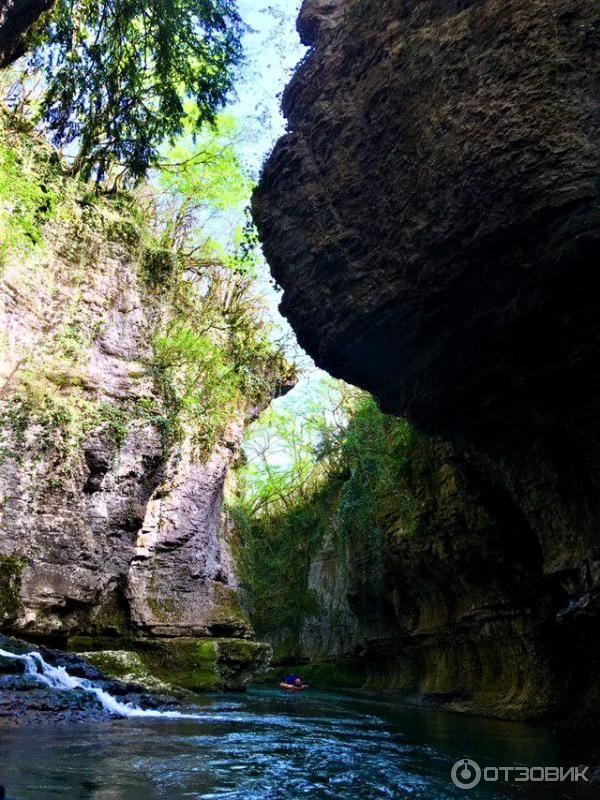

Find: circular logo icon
451;759;482;790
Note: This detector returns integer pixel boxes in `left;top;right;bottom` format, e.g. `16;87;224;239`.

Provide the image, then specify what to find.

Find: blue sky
227;1;337;460
232;1;305;174
227;2;320;370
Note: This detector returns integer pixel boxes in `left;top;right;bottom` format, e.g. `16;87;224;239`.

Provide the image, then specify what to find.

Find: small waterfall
0;647;199;720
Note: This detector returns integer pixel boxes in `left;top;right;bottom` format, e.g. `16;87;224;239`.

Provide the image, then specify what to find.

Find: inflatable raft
279;682;307;691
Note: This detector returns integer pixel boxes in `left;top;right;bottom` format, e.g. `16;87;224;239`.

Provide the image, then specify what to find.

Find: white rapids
0;647;201;720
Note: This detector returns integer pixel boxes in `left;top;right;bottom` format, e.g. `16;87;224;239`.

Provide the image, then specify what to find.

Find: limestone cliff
274;431;592;721
255;0;600;439
0;113;288;690
254;0;600;721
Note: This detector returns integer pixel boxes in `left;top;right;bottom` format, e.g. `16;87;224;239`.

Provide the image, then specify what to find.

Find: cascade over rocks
254;0;600;721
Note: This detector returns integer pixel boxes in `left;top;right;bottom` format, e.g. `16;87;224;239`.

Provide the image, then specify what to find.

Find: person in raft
280;673;308;690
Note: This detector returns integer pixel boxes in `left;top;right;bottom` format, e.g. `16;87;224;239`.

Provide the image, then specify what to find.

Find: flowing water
0;648;598;799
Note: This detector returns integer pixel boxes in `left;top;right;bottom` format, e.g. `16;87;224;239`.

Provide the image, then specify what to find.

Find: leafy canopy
141;111;293;457
160;113;251;213
156;111;257;274
33;0;243;181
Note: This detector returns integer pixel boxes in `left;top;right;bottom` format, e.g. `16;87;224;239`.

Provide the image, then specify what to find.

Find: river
0;687;598;799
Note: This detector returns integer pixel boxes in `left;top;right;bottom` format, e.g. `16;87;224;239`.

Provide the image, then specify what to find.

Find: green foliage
332;396;419;595
0;555;25;625
32;0;243;181
153;318;242;452
0;107;291;501
144;114;293;456
230;384;420;642
141;244;178;286
155;114;259;278
230;483;336;638
0;117;60;267
160;114;252;218
151;261;292;457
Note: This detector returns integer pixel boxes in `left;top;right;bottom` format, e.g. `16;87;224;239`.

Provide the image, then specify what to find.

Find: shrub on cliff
144;115;294;456
0;110;292;479
151;261;292;457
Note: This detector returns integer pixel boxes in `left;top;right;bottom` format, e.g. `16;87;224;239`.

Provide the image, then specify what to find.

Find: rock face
255;0;600;439
254;0;600;720
0;228;245;644
0;116;280;690
288;434;599;721
127;426;252;640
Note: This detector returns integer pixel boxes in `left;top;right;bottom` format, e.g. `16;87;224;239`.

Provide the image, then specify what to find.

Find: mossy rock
133;638;220;691
0;555;25;625
78;650;192;698
214;638;272;688
206;583;253;634
138;638;271;691
67;632;271;692
75;637;272;692
67;635;135;652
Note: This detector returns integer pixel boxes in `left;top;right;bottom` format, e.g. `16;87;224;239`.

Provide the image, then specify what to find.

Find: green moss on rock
0;555;25;625
133;637;271;691
215;638;271;687
134;638;219;691
207;582;253;633
69;635;271;691
79;649;192;697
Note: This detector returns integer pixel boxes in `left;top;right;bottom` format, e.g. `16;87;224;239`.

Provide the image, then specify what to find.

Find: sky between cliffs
233;1;305;174
227;1;338;464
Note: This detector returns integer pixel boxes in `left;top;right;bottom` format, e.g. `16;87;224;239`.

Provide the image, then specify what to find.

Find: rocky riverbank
0;634;182;725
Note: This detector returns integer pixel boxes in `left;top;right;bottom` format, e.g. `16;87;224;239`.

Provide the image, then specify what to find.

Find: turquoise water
0;689;598;799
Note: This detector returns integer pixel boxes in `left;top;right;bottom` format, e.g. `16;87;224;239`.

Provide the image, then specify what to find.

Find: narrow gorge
0;0;599;796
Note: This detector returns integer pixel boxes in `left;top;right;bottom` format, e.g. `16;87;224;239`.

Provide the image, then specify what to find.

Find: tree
157;112;254;260
32;0;243;182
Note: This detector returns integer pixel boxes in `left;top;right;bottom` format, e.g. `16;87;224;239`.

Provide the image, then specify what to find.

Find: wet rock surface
0;634;176;725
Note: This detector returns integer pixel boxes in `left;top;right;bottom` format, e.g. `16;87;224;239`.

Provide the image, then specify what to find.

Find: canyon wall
254;0;600;721
0;113;286;690
273;431;594;722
